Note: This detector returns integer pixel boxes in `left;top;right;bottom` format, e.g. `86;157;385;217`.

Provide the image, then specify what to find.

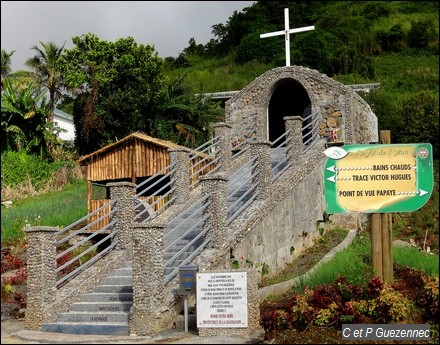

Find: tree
25;41;66;123
157;73;224;148
399;91;439;157
60;34;167;155
407;19;438;50
1;49;15;90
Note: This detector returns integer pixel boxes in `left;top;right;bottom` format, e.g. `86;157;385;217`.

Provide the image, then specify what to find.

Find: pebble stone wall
129;223;166;336
109;182;136;254
249;141;272;200
225;65;378;145
24;226;58;330
169;148;191;205
200;175;228;249
212;122;232;171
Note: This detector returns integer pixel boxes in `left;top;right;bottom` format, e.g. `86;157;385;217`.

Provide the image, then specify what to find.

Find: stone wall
225;66;378;145
196;139;331;280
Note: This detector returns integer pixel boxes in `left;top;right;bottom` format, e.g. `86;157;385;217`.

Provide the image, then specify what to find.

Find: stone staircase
42;261;133;336
41;149;287;335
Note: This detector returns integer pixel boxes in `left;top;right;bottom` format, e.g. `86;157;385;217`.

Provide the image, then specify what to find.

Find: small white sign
197;272;247;328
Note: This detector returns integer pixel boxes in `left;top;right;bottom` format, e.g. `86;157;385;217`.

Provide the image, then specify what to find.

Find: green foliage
235;31;282;65
408;19;438;49
229;248;269;277
60;34;167;155
1;77;48;155
156;73;224;147
261;275;414;334
1;151;62;189
361;2;391;21
398;91;439;156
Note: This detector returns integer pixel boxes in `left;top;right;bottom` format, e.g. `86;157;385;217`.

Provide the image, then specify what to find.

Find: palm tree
25;41;66;123
1;49;16;90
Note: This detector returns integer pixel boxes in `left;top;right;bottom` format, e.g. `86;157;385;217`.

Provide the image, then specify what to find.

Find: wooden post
382;212;393;284
371;213;383;279
380;130;393;284
370;130;393;284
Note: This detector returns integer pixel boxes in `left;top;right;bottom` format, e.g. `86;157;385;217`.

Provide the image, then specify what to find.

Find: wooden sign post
372;130;393;284
324;131;434;285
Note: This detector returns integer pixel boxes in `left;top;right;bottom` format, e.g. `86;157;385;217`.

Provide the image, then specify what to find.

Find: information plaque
324;143;433;213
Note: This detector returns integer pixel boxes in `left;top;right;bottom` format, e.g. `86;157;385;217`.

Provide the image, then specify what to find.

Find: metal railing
55;200;118;288
231;124;255;158
303;111;321;153
189;135;220;188
133;163;176;223
271;130;293;182
163;195;211;283
227;156;259;225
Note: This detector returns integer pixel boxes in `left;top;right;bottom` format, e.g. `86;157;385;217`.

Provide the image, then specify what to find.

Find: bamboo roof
78;131;183;165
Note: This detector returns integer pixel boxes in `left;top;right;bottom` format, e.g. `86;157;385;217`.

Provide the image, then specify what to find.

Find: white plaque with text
196;272;247;328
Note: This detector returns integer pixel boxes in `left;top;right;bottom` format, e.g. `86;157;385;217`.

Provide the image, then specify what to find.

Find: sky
1;1;255;71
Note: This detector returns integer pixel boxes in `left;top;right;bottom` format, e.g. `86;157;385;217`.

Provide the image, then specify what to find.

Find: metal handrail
189;136;220;187
163;194;211;283
164;195;210;239
135;164;176;198
303;111;322;152
164;234;211;284
135;163;175;191
164;214;210;266
227;157;258;224
56;207;118;246
56;234;117;288
55;199;117;237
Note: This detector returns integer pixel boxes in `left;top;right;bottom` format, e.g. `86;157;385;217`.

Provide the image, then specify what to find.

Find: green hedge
1;151;70;190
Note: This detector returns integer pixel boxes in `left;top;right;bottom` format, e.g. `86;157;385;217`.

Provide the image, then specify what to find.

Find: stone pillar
284;116;304;166
249;140;272;199
213;122;232;171
129;222;165;336
169;148;191;204
200;175;228;249
108;182;135;255
24;226;58;330
255;109;267;141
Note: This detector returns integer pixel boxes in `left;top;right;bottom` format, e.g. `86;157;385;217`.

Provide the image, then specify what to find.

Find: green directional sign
324;143;433;214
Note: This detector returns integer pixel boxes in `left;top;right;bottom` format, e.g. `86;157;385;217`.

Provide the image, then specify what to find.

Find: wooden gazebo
78;131;212;227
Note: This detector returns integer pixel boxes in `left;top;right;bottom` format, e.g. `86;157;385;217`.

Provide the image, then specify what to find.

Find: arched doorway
268;79;311;143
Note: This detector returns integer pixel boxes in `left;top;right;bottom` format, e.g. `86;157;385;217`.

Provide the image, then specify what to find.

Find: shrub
260;275;415;334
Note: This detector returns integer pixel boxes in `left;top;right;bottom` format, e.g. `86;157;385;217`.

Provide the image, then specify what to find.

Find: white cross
260;8;315;67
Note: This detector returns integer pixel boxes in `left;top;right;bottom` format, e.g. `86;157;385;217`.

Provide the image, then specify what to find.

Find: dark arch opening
268;79;312;144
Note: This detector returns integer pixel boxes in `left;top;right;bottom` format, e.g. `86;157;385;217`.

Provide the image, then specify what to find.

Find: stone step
81;293;133;303
41;322;129;336
100;276;132;285
69;302;132;313
109;267;132;276
57;311;129;323
93;285;133;293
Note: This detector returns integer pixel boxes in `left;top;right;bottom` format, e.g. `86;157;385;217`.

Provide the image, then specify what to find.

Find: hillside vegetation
163;1;438;153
